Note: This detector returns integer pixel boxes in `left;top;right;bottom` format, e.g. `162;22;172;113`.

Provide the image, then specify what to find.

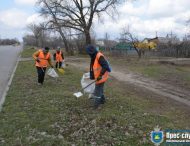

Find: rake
73;80;96;98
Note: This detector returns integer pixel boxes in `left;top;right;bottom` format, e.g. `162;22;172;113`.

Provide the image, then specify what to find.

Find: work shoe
37;83;43;86
100;100;105;104
100;95;106;104
93;98;102;109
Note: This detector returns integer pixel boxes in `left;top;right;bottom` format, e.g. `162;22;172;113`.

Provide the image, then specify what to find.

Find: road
0;45;22;102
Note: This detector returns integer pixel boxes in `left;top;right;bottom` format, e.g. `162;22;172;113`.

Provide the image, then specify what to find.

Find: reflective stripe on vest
93;52;109;84
35;49;50;67
56;51;63;62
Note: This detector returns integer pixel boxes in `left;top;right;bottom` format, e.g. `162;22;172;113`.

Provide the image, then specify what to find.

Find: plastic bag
81;72;95;94
47;68;59;78
61;61;65;68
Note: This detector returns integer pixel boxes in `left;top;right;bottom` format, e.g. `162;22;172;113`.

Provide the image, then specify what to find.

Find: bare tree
157;40;190;58
120;27;142;58
75;33;86;53
37;0;71;53
37;0;125;53
27;23;44;47
0;38;20;45
23;33;65;48
23;35;36;46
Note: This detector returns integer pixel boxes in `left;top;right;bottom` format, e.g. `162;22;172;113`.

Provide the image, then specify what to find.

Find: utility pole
127;24;130;33
170;30;173;44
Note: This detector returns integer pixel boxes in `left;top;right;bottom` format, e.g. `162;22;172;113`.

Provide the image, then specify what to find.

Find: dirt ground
67;56;190;107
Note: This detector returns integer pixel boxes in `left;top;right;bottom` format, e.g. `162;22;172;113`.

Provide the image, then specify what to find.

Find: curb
0;48;22;112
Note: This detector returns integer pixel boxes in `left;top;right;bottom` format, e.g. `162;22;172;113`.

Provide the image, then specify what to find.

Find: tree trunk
138;49;142;58
134;46;141;59
59;30;68;51
77;30;91;54
58;28;74;55
85;30;91;45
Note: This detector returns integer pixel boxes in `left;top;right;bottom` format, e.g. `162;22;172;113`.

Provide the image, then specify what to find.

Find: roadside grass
109;57;190;89
128;64;190;88
0;52;190;145
21;46;37;58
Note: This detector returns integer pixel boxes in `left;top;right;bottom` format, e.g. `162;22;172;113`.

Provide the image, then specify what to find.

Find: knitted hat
44;47;50;51
86;44;97;55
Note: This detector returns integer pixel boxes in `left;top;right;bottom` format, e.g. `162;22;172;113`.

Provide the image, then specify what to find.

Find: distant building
143;35;180;45
95;39;118;51
143;37;168;44
96;39;104;46
113;42;134;51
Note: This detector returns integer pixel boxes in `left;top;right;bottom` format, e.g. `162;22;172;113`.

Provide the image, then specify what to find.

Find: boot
93;97;101;109
100;95;105;104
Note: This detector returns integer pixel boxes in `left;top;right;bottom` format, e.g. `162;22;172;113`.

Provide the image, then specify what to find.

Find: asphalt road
0;45;22;101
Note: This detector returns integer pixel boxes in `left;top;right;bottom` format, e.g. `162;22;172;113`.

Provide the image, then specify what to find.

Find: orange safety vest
35;49;50;67
56;51;63;62
93;52;109;84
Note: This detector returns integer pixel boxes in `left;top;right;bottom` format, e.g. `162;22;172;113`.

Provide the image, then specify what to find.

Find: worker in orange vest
53;47;64;69
33;47;54;85
86;45;111;109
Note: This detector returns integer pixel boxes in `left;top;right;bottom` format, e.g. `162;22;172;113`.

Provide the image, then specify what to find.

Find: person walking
86;45;111;109
33;47;54;85
53;47;64;69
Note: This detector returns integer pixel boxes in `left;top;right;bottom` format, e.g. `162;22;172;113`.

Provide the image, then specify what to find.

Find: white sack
81;72;95;94
47;68;59;78
61;61;65;68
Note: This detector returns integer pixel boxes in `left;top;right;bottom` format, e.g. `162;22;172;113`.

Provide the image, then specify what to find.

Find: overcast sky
0;0;190;41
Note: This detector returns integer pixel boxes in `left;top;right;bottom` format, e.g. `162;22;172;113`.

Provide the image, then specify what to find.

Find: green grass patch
130;64;190;86
129;65;163;78
21;46;37;58
175;66;190;81
0;52;190;145
110;56;190;89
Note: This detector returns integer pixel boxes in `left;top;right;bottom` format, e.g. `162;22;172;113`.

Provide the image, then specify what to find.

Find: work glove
36;58;40;63
97;75;102;81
